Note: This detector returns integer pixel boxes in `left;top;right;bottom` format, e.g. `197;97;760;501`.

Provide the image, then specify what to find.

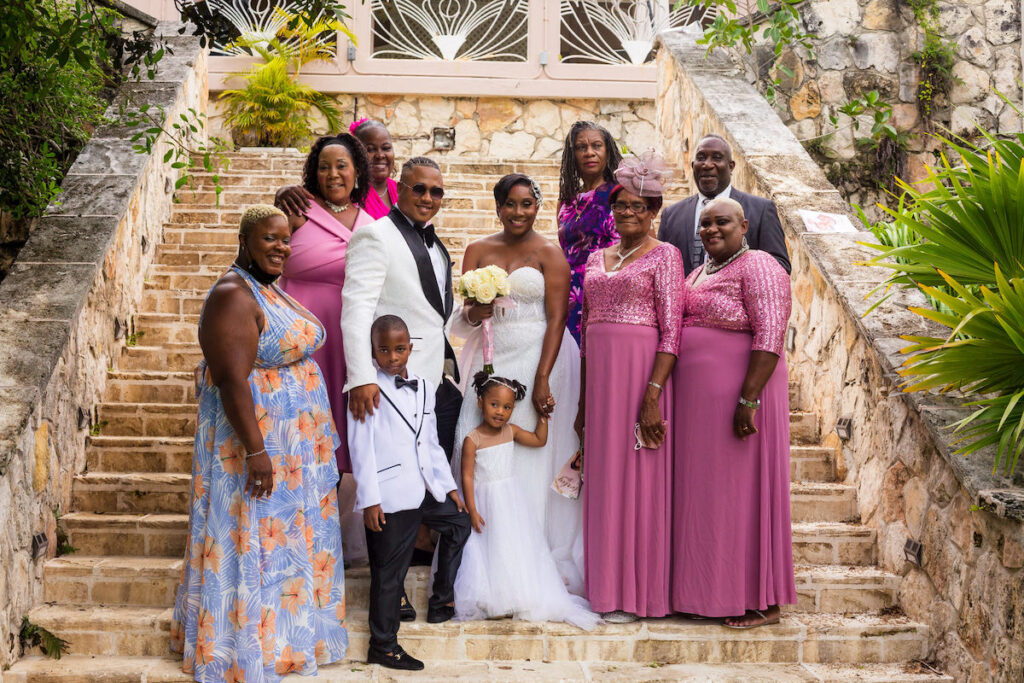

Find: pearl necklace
324;199;350;213
611;239;647;271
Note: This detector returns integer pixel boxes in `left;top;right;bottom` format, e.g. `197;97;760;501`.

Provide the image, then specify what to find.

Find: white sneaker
602;610;638;623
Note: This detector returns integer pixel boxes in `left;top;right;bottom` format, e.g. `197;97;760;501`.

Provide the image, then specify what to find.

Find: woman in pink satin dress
277;133;373;474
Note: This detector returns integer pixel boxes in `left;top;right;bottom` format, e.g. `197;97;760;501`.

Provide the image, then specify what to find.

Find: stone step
61;512;875;565
118;343;204;371
23;604;930;664
790;411;820;445
94;403;195;438
86;436;194;474
68;470;855;522
3;656;955;683
103;371;195;404
132;314;197;344
42;556;898;616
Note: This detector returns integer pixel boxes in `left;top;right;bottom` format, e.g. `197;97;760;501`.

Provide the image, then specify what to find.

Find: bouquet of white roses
458;265;511;374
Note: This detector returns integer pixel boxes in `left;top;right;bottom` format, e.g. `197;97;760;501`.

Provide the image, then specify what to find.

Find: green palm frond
899;266;1024;475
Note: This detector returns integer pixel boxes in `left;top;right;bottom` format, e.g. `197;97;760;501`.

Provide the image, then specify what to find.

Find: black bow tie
416;223;437;248
395;375;419;391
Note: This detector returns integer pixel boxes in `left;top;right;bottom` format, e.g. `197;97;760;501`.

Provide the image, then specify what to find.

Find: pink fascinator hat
349;117;369;133
613;148;672;197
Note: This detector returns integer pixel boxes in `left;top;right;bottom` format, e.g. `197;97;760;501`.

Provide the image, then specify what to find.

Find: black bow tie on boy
395;376;419;391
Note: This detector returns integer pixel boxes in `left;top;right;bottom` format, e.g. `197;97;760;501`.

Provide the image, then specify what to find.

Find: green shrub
0;2;113;221
862;122;1024;474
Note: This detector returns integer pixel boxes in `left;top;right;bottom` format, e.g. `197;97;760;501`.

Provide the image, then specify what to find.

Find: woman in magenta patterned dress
670;197;796;629
276;134;372;473
557;121;623;345
574;154;682;622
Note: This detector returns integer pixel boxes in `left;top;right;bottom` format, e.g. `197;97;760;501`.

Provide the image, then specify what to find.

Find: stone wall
657;32;1024;682
0;26;204;668
764;0;1022;216
207;94;658;160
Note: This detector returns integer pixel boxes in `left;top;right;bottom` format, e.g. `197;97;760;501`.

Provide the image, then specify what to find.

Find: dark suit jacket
657;188;791;276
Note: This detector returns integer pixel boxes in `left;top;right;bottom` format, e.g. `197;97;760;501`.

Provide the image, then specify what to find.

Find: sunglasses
399;181;445;200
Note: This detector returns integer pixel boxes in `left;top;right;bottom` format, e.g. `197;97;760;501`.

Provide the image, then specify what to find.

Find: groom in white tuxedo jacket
342;156;462;457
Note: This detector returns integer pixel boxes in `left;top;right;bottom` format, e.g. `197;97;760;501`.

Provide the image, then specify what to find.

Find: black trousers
364;491;471;654
434;377;462;461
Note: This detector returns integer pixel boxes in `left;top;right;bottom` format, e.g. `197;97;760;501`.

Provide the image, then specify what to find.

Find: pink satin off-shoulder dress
280;201;374;472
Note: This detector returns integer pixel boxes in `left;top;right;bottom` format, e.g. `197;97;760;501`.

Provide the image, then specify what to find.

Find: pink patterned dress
670;249;797;617
579;242;684;617
279;202;374;473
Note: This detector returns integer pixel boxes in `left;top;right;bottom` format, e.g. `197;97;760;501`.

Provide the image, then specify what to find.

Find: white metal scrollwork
560;0;716;65
180;0;337;56
371;0;529;61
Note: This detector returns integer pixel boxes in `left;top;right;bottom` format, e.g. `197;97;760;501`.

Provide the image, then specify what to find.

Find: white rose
475;281;498;304
459;272;481;298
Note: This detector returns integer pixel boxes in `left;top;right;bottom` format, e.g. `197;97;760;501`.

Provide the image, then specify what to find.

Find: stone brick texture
657;32;1024;682
206;94;659;162
770;0;1022;219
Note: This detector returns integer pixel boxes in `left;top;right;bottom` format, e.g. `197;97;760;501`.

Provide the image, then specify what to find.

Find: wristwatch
737;396;761;410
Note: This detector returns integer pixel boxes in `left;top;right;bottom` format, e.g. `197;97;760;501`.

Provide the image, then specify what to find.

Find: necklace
705;243;749;275
611;239;647;271
324;199;350;213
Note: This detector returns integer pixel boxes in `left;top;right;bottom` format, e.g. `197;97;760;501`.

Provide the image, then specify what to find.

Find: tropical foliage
218;8;350;147
861;116;1024;475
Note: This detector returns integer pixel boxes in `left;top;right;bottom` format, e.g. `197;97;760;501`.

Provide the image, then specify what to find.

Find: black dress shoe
367;645;424;671
399;592;416;622
426;604;455;623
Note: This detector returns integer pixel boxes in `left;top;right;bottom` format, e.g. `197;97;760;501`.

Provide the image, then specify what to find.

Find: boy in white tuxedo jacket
348;315;471;671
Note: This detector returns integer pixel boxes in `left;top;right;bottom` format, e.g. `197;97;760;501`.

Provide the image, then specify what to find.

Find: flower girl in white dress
454;372;598;629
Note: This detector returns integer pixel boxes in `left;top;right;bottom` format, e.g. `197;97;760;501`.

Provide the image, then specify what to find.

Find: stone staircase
6;151;949;682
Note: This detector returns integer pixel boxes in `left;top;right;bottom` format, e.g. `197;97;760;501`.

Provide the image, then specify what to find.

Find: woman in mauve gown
575;152;683;623
670;196;796;629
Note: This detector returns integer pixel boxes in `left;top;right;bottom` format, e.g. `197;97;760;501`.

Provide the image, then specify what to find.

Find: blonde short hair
702;196;745;221
239;204;285;237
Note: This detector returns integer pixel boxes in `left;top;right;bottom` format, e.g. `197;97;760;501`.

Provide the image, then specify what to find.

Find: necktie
395;375;419;391
692;197;708;268
416;223;437;248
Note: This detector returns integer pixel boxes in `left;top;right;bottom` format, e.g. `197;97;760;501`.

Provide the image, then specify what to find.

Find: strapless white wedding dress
452;266;585;594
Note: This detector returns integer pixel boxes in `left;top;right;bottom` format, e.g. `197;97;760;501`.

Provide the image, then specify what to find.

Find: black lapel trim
378;386;416;434
415;388;426;438
389;207;446;319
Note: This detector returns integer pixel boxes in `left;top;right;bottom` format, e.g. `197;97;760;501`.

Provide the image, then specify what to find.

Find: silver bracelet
647;381;663;391
245;448;267;459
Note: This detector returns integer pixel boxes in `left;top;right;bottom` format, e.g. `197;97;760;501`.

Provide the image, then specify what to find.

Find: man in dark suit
658;134;791;276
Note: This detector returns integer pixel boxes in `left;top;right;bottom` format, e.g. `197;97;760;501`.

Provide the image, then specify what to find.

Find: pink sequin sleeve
742;251;792;355
653;245;685;355
578;250;598;358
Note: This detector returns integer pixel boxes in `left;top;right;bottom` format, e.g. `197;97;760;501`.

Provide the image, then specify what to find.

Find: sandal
723;609;780;630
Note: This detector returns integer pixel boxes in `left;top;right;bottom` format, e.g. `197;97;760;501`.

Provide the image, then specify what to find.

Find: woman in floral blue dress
557;121;623;345
171;205;348;683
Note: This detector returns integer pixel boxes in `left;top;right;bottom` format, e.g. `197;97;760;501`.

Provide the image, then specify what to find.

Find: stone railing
0;25;205;667
656;32;1024;681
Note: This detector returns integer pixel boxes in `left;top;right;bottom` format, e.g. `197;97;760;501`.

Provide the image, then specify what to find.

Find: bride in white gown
451;174;586;595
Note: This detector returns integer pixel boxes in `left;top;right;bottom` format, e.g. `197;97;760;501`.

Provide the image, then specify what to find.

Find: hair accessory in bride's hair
349;118;369;134
613;148;672;197
472;370;527;401
529;179;543;208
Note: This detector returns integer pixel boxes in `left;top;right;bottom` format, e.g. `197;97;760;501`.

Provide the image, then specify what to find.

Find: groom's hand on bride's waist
349;383;381;422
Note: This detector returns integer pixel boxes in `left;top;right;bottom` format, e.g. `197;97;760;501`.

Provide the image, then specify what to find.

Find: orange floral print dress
171;266;347;682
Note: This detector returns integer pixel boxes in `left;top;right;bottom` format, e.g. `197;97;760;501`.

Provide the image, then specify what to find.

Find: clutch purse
551;449;583;499
634;422;667;450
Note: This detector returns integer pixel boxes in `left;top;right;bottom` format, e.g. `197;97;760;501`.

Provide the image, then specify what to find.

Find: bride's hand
532;375;554;416
465;300;494;324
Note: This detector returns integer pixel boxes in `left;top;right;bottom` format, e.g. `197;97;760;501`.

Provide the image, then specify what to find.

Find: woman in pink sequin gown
278;134;373;473
670;197;796;628
576;157;683;621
